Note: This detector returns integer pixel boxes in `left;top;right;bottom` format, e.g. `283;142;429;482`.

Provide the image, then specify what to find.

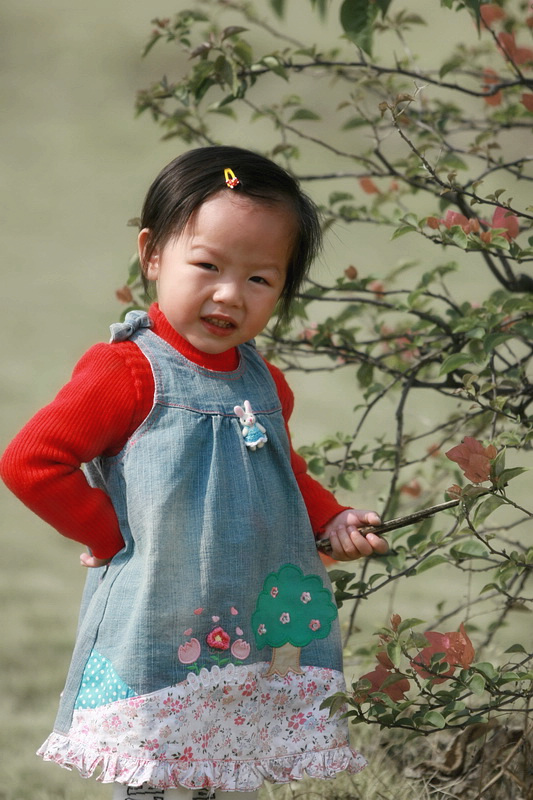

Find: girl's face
139;192;296;354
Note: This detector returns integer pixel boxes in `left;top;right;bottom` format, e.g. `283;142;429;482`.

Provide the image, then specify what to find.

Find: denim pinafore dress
38;312;366;789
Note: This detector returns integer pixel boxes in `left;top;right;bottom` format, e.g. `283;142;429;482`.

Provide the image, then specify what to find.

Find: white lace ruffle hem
37;732;367;789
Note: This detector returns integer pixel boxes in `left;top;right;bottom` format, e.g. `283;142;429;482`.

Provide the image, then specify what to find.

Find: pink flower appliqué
300;592;312;604
230;639;251;660
309;619;321;631
280;612;291;624
270;587;279;598
257;624;267;636
206;627;231;650
178;638;201;665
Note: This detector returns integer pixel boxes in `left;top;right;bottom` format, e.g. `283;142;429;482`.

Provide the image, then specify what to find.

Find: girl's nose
212;279;243;307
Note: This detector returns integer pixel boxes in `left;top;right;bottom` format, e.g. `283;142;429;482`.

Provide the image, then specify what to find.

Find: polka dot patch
74;650;136;709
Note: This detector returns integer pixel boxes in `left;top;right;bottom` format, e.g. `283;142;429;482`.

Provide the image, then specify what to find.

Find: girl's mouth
202;316;236;334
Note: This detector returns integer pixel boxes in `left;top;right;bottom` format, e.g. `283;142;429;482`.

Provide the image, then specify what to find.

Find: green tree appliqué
252;564;338;677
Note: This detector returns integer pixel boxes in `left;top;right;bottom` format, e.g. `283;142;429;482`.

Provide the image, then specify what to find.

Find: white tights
112;785;258;800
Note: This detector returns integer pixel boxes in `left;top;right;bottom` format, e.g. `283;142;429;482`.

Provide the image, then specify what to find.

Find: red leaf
482;68;503;106
521;93;533;112
445;437;497;484
359;177;379;194
480;3;506;27
355;664;410;701
492;206;519;240
411;623;474;684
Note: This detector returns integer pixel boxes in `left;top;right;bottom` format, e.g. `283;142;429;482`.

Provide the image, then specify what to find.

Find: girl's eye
250;276;269;285
199;263;217;271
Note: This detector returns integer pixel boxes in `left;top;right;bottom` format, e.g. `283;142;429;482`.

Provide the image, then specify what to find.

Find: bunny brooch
234;400;268;450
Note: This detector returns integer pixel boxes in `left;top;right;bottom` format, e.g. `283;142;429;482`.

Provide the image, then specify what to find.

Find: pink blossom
206;627;230;650
230;639;251;660
257;624;267;636
280;612;291;624
309;619;321;631
300;592;312;604
270;586;279;597
178;637;201;665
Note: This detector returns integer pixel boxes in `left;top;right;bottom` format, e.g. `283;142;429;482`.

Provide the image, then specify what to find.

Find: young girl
1;146;387;800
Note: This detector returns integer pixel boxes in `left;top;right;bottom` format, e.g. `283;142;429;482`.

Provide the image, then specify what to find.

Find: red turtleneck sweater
0;305;346;559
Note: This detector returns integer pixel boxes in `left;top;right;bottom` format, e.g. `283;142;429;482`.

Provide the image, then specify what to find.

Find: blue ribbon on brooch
109;310;153;343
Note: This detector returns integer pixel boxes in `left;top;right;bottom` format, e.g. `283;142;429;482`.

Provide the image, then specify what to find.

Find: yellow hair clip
224;168;240;189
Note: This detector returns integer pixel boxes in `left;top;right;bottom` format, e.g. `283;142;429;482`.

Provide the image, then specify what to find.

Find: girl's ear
138;228;160;280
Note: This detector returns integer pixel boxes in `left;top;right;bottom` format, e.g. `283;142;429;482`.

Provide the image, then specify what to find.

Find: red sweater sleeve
263;360;348;534
0;341;150;559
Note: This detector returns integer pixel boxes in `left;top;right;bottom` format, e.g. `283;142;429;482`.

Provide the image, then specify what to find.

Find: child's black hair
139;145;322;324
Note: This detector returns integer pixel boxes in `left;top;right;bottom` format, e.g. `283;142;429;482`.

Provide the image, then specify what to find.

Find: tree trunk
264;642;303;677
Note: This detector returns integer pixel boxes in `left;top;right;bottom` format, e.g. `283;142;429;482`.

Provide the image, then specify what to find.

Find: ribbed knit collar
148;304;240;372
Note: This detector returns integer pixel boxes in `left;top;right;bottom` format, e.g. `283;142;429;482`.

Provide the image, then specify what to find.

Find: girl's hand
80;552;111;569
321;509;388;562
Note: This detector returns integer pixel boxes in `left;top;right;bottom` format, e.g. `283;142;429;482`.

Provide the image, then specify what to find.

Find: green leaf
473;495;505;527
498;467;528;484
416;554;449;574
375;0;393;15
464;0;482;31
221;26;249;41
233;40;253;66
329;191;354;205
451;539;489;560
260;55;288;80
307;457;325;475
468;674;486;695
340;0;379;56
357;361;374;388
392;224;417;240
475;662;498;681
423;710;446;729
483;332;513;354
397;617;424;634
387;642;402;667
439;55;465;78
342;116;369;130
289;108;322;121
269;0;285;17
450;226;468;249
505;643;527;654
439;352;473;375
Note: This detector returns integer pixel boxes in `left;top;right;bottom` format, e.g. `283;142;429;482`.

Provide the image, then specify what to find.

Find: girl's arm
0;342;149;560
